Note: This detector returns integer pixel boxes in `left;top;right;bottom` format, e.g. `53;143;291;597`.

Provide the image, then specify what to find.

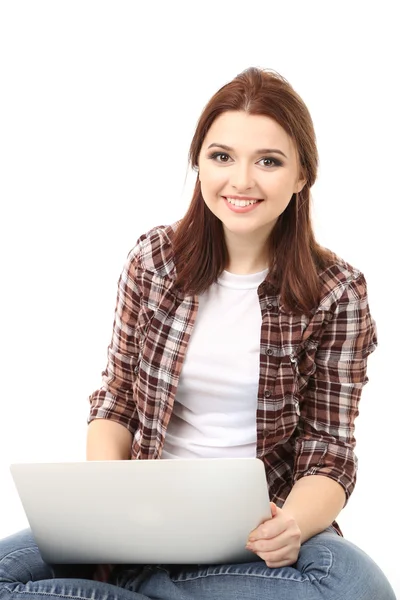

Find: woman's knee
298;530;396;600
0;529;37;558
0;529;55;584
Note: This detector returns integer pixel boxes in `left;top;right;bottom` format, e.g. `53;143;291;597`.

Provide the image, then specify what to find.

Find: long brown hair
172;67;336;315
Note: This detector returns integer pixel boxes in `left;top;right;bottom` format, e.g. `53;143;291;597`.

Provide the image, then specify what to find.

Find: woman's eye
210;152;230;162
259;157;281;167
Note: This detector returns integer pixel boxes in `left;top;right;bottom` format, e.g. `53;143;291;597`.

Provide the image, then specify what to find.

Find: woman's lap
115;527;395;600
0;527;396;600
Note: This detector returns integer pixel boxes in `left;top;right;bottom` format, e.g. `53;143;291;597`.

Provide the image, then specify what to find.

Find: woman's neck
224;229;270;275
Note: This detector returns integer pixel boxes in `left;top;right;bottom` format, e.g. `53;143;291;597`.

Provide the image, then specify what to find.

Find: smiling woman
173;70;328;311
0;67;396;600
197;111;306;273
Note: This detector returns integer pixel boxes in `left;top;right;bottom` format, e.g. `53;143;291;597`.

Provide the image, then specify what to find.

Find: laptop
10;457;271;565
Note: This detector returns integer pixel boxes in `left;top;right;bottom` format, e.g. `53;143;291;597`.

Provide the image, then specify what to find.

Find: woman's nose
230;163;255;191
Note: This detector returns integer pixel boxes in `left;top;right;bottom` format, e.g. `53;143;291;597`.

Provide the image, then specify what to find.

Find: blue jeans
0;527;395;600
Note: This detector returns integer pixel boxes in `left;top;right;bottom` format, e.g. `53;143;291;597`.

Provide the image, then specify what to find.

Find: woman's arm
292;271;378;506
86;419;132;460
247;272;377;565
282;474;345;543
281;270;377;544
87;239;146;440
247;476;345;566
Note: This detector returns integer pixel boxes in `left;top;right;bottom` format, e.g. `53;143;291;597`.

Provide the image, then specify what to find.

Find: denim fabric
0;527;395;600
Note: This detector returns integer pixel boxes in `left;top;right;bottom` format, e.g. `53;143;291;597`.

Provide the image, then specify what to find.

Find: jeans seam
316;546;333;583
4;585;107;600
0;547;38;564
171;570;311;583
168;543;334;585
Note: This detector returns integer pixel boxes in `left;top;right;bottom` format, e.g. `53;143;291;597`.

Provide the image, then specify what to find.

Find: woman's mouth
222;196;264;213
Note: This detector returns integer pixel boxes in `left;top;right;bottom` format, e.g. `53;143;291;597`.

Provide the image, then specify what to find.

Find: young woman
0;67;395;599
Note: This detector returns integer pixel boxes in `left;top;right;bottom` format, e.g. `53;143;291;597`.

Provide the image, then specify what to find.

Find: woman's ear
295;175;307;194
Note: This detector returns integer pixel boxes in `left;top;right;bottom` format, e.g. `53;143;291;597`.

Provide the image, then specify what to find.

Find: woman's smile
223;196;264;213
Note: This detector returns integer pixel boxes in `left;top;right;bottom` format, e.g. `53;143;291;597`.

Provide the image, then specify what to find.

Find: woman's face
197;111;306;241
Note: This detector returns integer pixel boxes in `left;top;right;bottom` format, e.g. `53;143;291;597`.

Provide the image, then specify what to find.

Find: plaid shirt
88;221;377;582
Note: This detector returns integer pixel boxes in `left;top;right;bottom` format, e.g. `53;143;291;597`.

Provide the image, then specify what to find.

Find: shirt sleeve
87;246;143;436
293;272;378;503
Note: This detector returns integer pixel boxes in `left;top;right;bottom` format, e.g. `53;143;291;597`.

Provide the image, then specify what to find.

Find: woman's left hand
246;502;301;568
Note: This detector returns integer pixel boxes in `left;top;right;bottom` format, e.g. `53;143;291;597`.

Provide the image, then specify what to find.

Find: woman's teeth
225;197;260;207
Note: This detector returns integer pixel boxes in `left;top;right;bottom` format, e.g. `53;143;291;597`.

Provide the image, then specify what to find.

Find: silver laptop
10;458;271;565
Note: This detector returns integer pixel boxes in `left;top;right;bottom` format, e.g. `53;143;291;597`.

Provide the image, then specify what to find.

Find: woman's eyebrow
207;143;288;159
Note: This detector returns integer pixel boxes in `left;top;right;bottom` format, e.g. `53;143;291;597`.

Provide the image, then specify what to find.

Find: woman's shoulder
125;220;180;277
316;249;369;310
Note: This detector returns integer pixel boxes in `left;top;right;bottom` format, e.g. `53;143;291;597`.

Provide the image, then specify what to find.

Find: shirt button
264;389;272;398
266;302;273;310
134;366;139;374
265;348;273;356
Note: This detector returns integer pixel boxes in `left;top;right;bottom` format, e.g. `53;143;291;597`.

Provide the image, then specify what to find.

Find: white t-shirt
161;267;269;459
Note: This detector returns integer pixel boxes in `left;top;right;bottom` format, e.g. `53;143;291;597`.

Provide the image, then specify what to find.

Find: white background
0;0;399;596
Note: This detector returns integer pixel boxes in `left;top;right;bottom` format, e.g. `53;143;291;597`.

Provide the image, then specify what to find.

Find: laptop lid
10;458;271;565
